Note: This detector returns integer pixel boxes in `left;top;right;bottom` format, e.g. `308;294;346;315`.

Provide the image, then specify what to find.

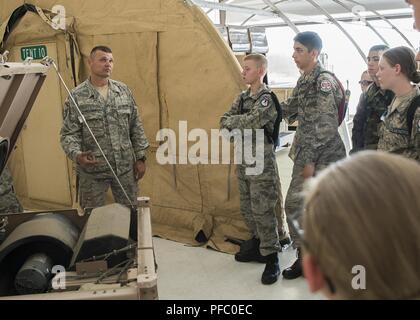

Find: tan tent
0;0;286;253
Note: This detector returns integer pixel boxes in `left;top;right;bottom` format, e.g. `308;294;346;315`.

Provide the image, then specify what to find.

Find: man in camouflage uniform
280;32;346;280
351;45;394;153
60;46;149;209
0;167;23;213
220;54;284;285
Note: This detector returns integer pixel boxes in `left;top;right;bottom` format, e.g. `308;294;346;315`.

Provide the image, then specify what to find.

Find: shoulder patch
320;80;332;93
261;96;270;107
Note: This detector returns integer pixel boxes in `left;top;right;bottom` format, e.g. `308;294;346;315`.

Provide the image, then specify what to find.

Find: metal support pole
262;0;300;34
305;0;367;62
136;197;158;300
332;0;389;46
345;0;415;49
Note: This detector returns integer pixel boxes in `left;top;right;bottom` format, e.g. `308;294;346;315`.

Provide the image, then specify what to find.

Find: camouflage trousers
79;169;138;210
236;152;284;256
285;144;346;248
0;167;23;213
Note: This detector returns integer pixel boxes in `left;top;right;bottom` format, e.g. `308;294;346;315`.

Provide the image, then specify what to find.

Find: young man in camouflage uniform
60;46;149;209
0;167;23;213
220;54;284;285
351;45;395;153
280;32;346;280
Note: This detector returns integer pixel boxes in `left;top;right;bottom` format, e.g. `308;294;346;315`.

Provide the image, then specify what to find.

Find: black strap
1;4;37;53
268;92;283;146
238;91;282;146
239;96;244;114
407;95;420;135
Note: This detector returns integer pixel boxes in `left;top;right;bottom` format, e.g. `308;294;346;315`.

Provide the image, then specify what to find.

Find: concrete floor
154;237;323;300
153;148;324;300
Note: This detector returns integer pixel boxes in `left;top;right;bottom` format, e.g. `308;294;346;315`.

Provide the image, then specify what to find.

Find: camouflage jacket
350;92;367;153
352;82;394;152
378;86;420;161
412;105;420;162
220;84;277;158
60;79;149;177
280;62;345;164
0;167;23;213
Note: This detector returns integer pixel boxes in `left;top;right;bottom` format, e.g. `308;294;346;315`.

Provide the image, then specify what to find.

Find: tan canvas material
0;0;263;253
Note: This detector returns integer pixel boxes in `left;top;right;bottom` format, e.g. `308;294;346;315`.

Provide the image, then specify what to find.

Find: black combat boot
261;253;280;285
234;237;267;263
282;248;302;280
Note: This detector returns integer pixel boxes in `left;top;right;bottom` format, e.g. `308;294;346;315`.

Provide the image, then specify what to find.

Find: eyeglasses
359;80;373;86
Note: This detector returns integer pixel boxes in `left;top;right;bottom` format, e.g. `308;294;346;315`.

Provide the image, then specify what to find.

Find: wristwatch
138;156;146;162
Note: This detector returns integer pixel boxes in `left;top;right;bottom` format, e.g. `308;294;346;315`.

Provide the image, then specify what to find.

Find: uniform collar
300;61;323;84
244;83;269;99
389;86;419;115
86;78;121;98
108;79;122;94
369;82;388;97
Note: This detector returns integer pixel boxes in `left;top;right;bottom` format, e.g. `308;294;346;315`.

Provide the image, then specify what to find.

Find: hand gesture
76;151;99;168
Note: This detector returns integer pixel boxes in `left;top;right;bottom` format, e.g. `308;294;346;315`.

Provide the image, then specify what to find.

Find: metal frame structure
0;56;157;301
345;0;414;49
192;0;415;62
304;0;367;62
262;0;300;33
0;197;158;300
332;0;389;46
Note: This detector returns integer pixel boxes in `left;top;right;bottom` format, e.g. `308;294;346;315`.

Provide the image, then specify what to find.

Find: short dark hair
369;45;389;53
90;45;112;57
382;46;420;84
294;31;323;53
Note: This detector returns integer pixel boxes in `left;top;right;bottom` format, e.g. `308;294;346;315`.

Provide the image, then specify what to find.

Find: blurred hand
302;163;315;179
134;160;146;181
76;151;99;168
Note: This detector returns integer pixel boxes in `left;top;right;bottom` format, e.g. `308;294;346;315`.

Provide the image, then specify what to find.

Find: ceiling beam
332;0;389;46
261;0;300;33
240;0;285;26
298;0;367;62
344;0;414;49
239;12;413;28
192;0;279;17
